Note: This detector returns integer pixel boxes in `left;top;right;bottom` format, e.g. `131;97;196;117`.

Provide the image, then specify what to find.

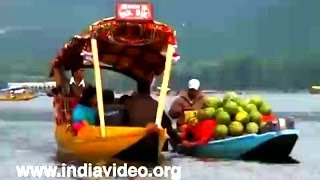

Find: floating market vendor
168;79;205;130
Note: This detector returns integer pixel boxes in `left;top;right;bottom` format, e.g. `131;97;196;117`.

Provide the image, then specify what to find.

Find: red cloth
262;114;277;122
72;120;89;135
69;99;78;109
181;119;217;145
72;122;85;132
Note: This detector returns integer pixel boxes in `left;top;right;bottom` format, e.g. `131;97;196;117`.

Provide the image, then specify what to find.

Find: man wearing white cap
169;78;205;129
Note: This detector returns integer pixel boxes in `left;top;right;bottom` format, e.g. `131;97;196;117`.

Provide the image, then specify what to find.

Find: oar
90;26;106;138
311;86;320;90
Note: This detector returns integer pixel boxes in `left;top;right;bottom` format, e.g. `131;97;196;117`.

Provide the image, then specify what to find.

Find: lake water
0;93;320;180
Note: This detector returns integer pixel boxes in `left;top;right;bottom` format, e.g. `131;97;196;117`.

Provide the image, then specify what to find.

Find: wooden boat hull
178;129;299;162
309;86;320;94
0;94;38;101
55;125;166;163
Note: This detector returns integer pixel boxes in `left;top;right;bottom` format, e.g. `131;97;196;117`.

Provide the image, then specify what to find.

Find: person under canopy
71;86;98;132
94;89;129;126
69;67;90;97
124;82;181;144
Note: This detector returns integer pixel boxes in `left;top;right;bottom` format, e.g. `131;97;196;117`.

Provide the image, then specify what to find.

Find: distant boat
0;86;39;101
309;85;320;94
311;86;320;89
8;81;56;89
152;87;179;96
7;81;56;96
202;90;219;94
202;90;245;95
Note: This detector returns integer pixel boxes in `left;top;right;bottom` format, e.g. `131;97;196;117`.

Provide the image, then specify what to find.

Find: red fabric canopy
50;17;181;83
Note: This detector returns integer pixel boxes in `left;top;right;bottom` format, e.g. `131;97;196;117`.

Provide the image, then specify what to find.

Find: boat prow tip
277;129;300;136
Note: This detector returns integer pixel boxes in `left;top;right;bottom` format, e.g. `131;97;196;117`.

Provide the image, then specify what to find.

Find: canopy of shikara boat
50;17;180;84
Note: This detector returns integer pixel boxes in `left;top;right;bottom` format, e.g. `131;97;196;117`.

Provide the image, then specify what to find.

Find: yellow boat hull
0;94;38;101
55;125;166;163
309;86;320;94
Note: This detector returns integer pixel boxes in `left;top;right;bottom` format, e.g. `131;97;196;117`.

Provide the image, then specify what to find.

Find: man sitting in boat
125;82;181;144
94;89;129;126
168;79;205;130
69;67;90;97
71;86;98;133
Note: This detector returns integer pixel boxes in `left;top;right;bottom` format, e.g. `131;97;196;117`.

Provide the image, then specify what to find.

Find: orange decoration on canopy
49;2;180;83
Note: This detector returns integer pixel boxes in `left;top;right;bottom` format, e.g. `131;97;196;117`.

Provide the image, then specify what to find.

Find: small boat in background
8;81;56;96
0;87;38;101
153;86;177;96
309;85;320;94
201;90;246;95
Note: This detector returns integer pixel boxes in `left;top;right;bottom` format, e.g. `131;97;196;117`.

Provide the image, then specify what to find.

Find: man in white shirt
69;67;90;97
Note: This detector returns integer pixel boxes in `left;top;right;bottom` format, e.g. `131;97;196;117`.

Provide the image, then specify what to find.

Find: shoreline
0;94;319;113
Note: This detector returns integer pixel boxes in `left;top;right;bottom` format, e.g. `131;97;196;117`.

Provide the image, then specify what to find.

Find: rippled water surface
0;93;320;180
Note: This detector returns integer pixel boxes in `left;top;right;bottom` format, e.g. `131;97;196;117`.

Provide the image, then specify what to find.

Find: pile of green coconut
185;92;273;139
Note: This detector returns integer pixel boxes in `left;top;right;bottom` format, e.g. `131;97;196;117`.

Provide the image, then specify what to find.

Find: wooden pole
90;26;106;137
155;33;176;127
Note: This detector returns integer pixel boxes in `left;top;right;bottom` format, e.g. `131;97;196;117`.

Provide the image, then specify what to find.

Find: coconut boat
49;2;180;163
0;87;38;101
177;111;300;162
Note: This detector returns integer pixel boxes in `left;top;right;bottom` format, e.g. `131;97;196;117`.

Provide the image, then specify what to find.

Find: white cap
188;79;200;90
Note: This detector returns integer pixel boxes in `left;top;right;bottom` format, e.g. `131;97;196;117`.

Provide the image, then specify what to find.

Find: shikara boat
8;81;56;96
49;2;179;163
178;117;300;162
309;85;320;94
0;87;38;101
